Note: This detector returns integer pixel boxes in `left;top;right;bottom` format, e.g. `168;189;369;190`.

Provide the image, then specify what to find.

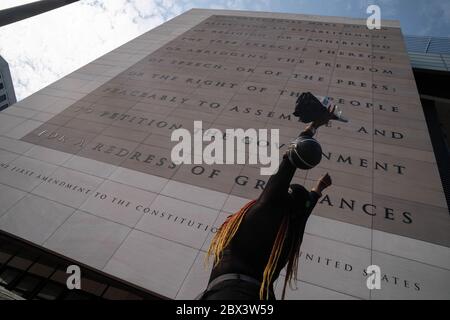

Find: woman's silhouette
198;104;336;300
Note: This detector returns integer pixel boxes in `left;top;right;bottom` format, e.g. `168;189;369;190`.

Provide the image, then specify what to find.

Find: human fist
313;173;332;195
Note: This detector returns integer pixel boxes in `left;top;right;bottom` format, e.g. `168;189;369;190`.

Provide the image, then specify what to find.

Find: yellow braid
259;215;289;299
206;200;295;300
206;200;256;267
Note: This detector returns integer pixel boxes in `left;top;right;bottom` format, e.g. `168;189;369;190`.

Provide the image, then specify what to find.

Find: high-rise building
0;55;16;111
0;9;449;300
404;35;450;207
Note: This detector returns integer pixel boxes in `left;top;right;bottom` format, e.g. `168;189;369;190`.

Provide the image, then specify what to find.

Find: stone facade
0;9;449;299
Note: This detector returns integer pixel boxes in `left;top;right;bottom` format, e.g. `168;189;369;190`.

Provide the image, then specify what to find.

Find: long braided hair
206;198;306;300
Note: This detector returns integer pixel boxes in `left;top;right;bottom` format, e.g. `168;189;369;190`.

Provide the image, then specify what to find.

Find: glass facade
405;35;450;71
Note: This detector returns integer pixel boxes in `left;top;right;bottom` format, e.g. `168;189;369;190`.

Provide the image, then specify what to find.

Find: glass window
12;275;41;296
50;269;70;285
28;257;57;278
81;277;107;296
0;94;6;102
36;282;65;300
0;268;20;286
0;251;13;265
7;255;36;271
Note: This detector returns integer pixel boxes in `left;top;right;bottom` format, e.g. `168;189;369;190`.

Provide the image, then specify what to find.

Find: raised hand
319;173;332;188
312;105;337;128
312;173;332;195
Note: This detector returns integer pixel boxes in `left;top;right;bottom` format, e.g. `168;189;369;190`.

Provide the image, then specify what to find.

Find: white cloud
5;0;445;102
0;0;179;101
0;0;276;101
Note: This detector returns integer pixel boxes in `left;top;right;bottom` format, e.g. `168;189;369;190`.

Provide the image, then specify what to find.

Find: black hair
279;183;313;298
288;184;312;212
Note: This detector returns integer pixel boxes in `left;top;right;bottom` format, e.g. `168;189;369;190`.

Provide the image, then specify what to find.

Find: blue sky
190;0;450;37
1;0;449;101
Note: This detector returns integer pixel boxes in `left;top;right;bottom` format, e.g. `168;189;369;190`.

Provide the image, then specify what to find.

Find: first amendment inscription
20;15;450;248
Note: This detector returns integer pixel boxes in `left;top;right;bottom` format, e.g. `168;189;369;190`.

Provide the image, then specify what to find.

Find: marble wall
0;9;448;299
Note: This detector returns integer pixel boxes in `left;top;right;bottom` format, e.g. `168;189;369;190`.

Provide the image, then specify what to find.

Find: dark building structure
405;35;450;208
0;56;16;111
